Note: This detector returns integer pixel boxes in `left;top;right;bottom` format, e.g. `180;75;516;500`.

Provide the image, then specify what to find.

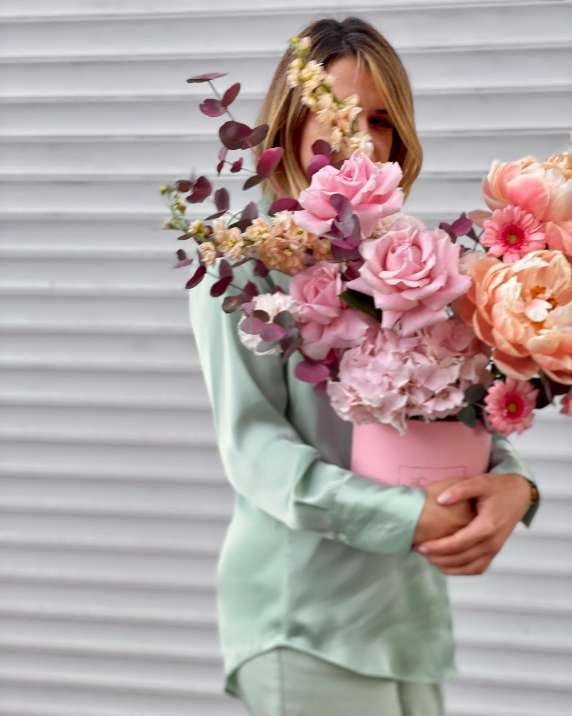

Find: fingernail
418;546;427;553
437;492;451;504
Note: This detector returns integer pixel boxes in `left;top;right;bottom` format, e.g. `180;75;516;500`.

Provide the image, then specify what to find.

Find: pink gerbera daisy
481;205;547;263
483;378;539;435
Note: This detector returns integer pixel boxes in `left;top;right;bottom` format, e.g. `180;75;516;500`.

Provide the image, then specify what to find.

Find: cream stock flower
199;241;217;266
213;217;245;260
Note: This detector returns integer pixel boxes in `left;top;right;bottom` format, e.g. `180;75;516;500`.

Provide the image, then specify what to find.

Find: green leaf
338;289;382;322
457;404;477;427
464;382;486;404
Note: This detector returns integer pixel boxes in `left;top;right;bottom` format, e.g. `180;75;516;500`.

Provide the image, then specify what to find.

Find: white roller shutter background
0;1;571;715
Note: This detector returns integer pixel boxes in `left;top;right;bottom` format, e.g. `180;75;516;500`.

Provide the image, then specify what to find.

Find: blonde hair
254;16;423;204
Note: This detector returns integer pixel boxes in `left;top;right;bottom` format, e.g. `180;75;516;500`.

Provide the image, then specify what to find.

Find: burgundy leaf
243;174;265;190
222;295;243;313
186;175;212;203
176;249;187;261
210;275;233;297
199;98;225;117
240;315;266;335
241;202;259;221
269;197;301;214
254;259;269;278
220;120;253;150
342;260;363;281
260;323;286;342
216;160;225;175
174;257;194;269
228;218;254;232
295;360;330;384
314;379;328;395
330;243;361;262
248;124;269;147
187;72;228;83
176;180;192;192
329;193;353;221
438;222;456;241
240;281;259;301
186;265;206;289
253;309;270;322
222;82;240;107
204;209;227;220
257;147;284;177
219;258;233;279
230;158;243;172
215;187;230;212
281;335;303;364
451;213;474;237
311;139;332;156
273;310;296;330
307;153;331;177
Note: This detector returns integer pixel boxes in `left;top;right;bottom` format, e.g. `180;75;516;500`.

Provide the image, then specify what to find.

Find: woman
188;16;540;716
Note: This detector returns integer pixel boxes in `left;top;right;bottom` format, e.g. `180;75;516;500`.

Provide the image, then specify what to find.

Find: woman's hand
413;476;477;546
412;472;531;575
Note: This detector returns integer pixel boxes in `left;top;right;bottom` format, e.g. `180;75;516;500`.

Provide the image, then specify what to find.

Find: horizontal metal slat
2;86;570;135
2;128;567;174
1;4;570;60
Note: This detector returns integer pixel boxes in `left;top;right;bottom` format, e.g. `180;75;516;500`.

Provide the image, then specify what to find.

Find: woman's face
298;55;394;173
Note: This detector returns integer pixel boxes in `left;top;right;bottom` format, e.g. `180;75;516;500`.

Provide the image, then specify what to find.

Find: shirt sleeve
188;257;428;556
487;432;540;528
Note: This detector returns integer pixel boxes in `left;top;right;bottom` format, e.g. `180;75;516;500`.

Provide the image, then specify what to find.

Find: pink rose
290;260;377;360
347;216;471;336
292;150;404;239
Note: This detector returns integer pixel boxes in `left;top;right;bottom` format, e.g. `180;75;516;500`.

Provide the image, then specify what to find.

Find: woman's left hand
412;472;531;575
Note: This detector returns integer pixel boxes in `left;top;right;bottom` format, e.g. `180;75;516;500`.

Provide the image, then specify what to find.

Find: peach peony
483;156;572;224
481;153;572;259
459;250;572;384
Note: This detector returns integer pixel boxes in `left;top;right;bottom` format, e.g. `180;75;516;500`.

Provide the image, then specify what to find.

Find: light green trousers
235;646;445;716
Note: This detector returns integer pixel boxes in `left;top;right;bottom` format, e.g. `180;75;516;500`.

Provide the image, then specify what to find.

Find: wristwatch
524;478;539;507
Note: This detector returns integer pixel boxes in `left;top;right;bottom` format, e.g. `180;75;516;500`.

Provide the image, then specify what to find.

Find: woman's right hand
413;477;477;547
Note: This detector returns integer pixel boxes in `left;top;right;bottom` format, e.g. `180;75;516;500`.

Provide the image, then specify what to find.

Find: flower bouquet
161;35;572;490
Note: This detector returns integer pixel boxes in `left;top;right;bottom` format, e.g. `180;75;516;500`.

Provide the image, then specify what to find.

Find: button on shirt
188;199;541;699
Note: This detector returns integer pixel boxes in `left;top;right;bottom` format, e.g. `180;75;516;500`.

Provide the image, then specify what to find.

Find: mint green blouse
187;197;540;699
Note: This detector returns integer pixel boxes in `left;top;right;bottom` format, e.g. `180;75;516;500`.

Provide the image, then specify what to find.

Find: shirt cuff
332;472;428;555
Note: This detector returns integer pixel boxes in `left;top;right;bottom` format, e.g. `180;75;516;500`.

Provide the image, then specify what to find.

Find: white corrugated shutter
0;2;570;715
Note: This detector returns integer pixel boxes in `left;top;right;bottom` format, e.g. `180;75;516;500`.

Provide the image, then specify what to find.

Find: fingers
435;554;494;576
414;515;496;556
434;474;493;506
424;541;494;570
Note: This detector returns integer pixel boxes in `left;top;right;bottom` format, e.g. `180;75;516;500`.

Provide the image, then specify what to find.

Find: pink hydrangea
346;215;471;336
483;378;539;435
326;319;491;435
481;205;547;263
290;260;378;361
292;150;404;239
